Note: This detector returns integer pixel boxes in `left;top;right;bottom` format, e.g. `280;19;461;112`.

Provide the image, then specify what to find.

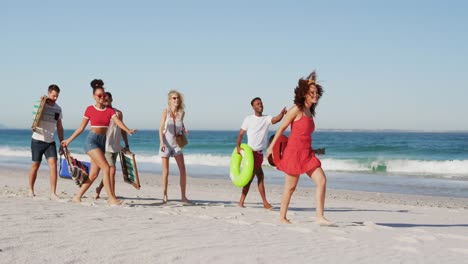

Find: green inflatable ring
229;143;254;188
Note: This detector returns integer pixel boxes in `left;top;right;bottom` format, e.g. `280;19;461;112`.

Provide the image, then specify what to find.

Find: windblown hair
167;90;185;112
48;84;60;93
293;71;323;116
90;79;104;94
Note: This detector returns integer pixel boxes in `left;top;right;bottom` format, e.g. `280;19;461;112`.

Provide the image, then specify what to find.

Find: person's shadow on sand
376;223;468;228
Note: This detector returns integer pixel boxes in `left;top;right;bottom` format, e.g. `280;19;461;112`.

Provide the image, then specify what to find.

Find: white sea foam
0;147;31;157
2;147;467;177
321;158;468;177
384;159;468;176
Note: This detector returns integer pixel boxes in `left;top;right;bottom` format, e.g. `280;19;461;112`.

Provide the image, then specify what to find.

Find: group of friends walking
29;71;332;224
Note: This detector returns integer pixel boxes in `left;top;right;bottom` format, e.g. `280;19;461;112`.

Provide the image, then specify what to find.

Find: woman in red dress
267;71;331;224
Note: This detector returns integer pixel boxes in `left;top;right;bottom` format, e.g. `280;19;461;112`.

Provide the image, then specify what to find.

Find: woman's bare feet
50;193;60;200
72;196;81;203
162;195;168;204
108;198;122;206
94;187;101;200
263;203;273;210
181;197;191;204
316;216;333;226
28;190;36;197
280;218;292;224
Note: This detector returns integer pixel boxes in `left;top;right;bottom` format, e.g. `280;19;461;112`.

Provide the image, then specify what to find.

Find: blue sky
2;0;467;131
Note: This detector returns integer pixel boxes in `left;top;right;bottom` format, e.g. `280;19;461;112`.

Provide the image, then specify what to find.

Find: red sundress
276;114;321;175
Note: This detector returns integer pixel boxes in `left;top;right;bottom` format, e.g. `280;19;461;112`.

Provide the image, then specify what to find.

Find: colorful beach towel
60;146;89;187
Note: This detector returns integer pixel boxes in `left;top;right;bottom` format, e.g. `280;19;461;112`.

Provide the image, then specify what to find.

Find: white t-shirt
240;115;273;151
32;102;62;143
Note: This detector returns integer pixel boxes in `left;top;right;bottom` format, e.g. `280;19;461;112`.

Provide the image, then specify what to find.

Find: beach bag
176;134;188;148
60;146;89;187
59;156;91;181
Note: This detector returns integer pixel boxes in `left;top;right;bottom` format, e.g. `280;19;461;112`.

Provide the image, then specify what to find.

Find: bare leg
255;168;272;209
95;157;115;200
88;149;119;205
279;174;299;223
307;167;331;225
239;177;254;208
73;158;100;203
174;154;189;202
110;165;116;196
95;180;104;199
28;162;40;197
47;157;59;199
161;157;169;203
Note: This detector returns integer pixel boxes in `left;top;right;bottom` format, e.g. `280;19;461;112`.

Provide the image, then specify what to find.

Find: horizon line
1;127;467;133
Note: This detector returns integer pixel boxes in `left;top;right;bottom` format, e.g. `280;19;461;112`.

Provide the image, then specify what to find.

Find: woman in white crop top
159;90;190;203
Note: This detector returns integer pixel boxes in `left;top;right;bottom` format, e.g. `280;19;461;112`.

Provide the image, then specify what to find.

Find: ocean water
1;129;468;198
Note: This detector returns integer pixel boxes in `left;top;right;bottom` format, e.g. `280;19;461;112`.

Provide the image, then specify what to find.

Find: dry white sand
1;166;468;263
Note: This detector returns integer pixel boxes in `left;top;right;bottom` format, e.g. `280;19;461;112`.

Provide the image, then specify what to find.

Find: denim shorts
159;145;183;158
31;139;57;162
84;131;106;153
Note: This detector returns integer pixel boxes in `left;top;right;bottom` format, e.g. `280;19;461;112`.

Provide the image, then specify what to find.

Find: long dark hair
293;71;323;116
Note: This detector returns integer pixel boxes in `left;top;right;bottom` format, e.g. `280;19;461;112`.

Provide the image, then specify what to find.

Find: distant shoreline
1;127;468;133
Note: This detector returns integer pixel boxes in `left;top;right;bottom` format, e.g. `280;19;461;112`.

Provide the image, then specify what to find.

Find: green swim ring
229;143;254;188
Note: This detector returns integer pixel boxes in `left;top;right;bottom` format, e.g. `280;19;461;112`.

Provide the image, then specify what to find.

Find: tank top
163;108;184;147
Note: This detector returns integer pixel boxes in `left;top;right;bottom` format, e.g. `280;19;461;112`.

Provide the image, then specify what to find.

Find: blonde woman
159;90;189;203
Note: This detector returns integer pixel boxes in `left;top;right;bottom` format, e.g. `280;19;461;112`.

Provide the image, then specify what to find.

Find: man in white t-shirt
29;85;64;199
236;97;287;209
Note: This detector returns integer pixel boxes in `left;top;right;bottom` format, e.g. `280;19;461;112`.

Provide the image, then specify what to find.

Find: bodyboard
119;149;140;189
32;96;48;131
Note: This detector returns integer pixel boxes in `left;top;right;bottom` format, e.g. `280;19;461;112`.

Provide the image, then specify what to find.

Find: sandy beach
1;166;468;264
